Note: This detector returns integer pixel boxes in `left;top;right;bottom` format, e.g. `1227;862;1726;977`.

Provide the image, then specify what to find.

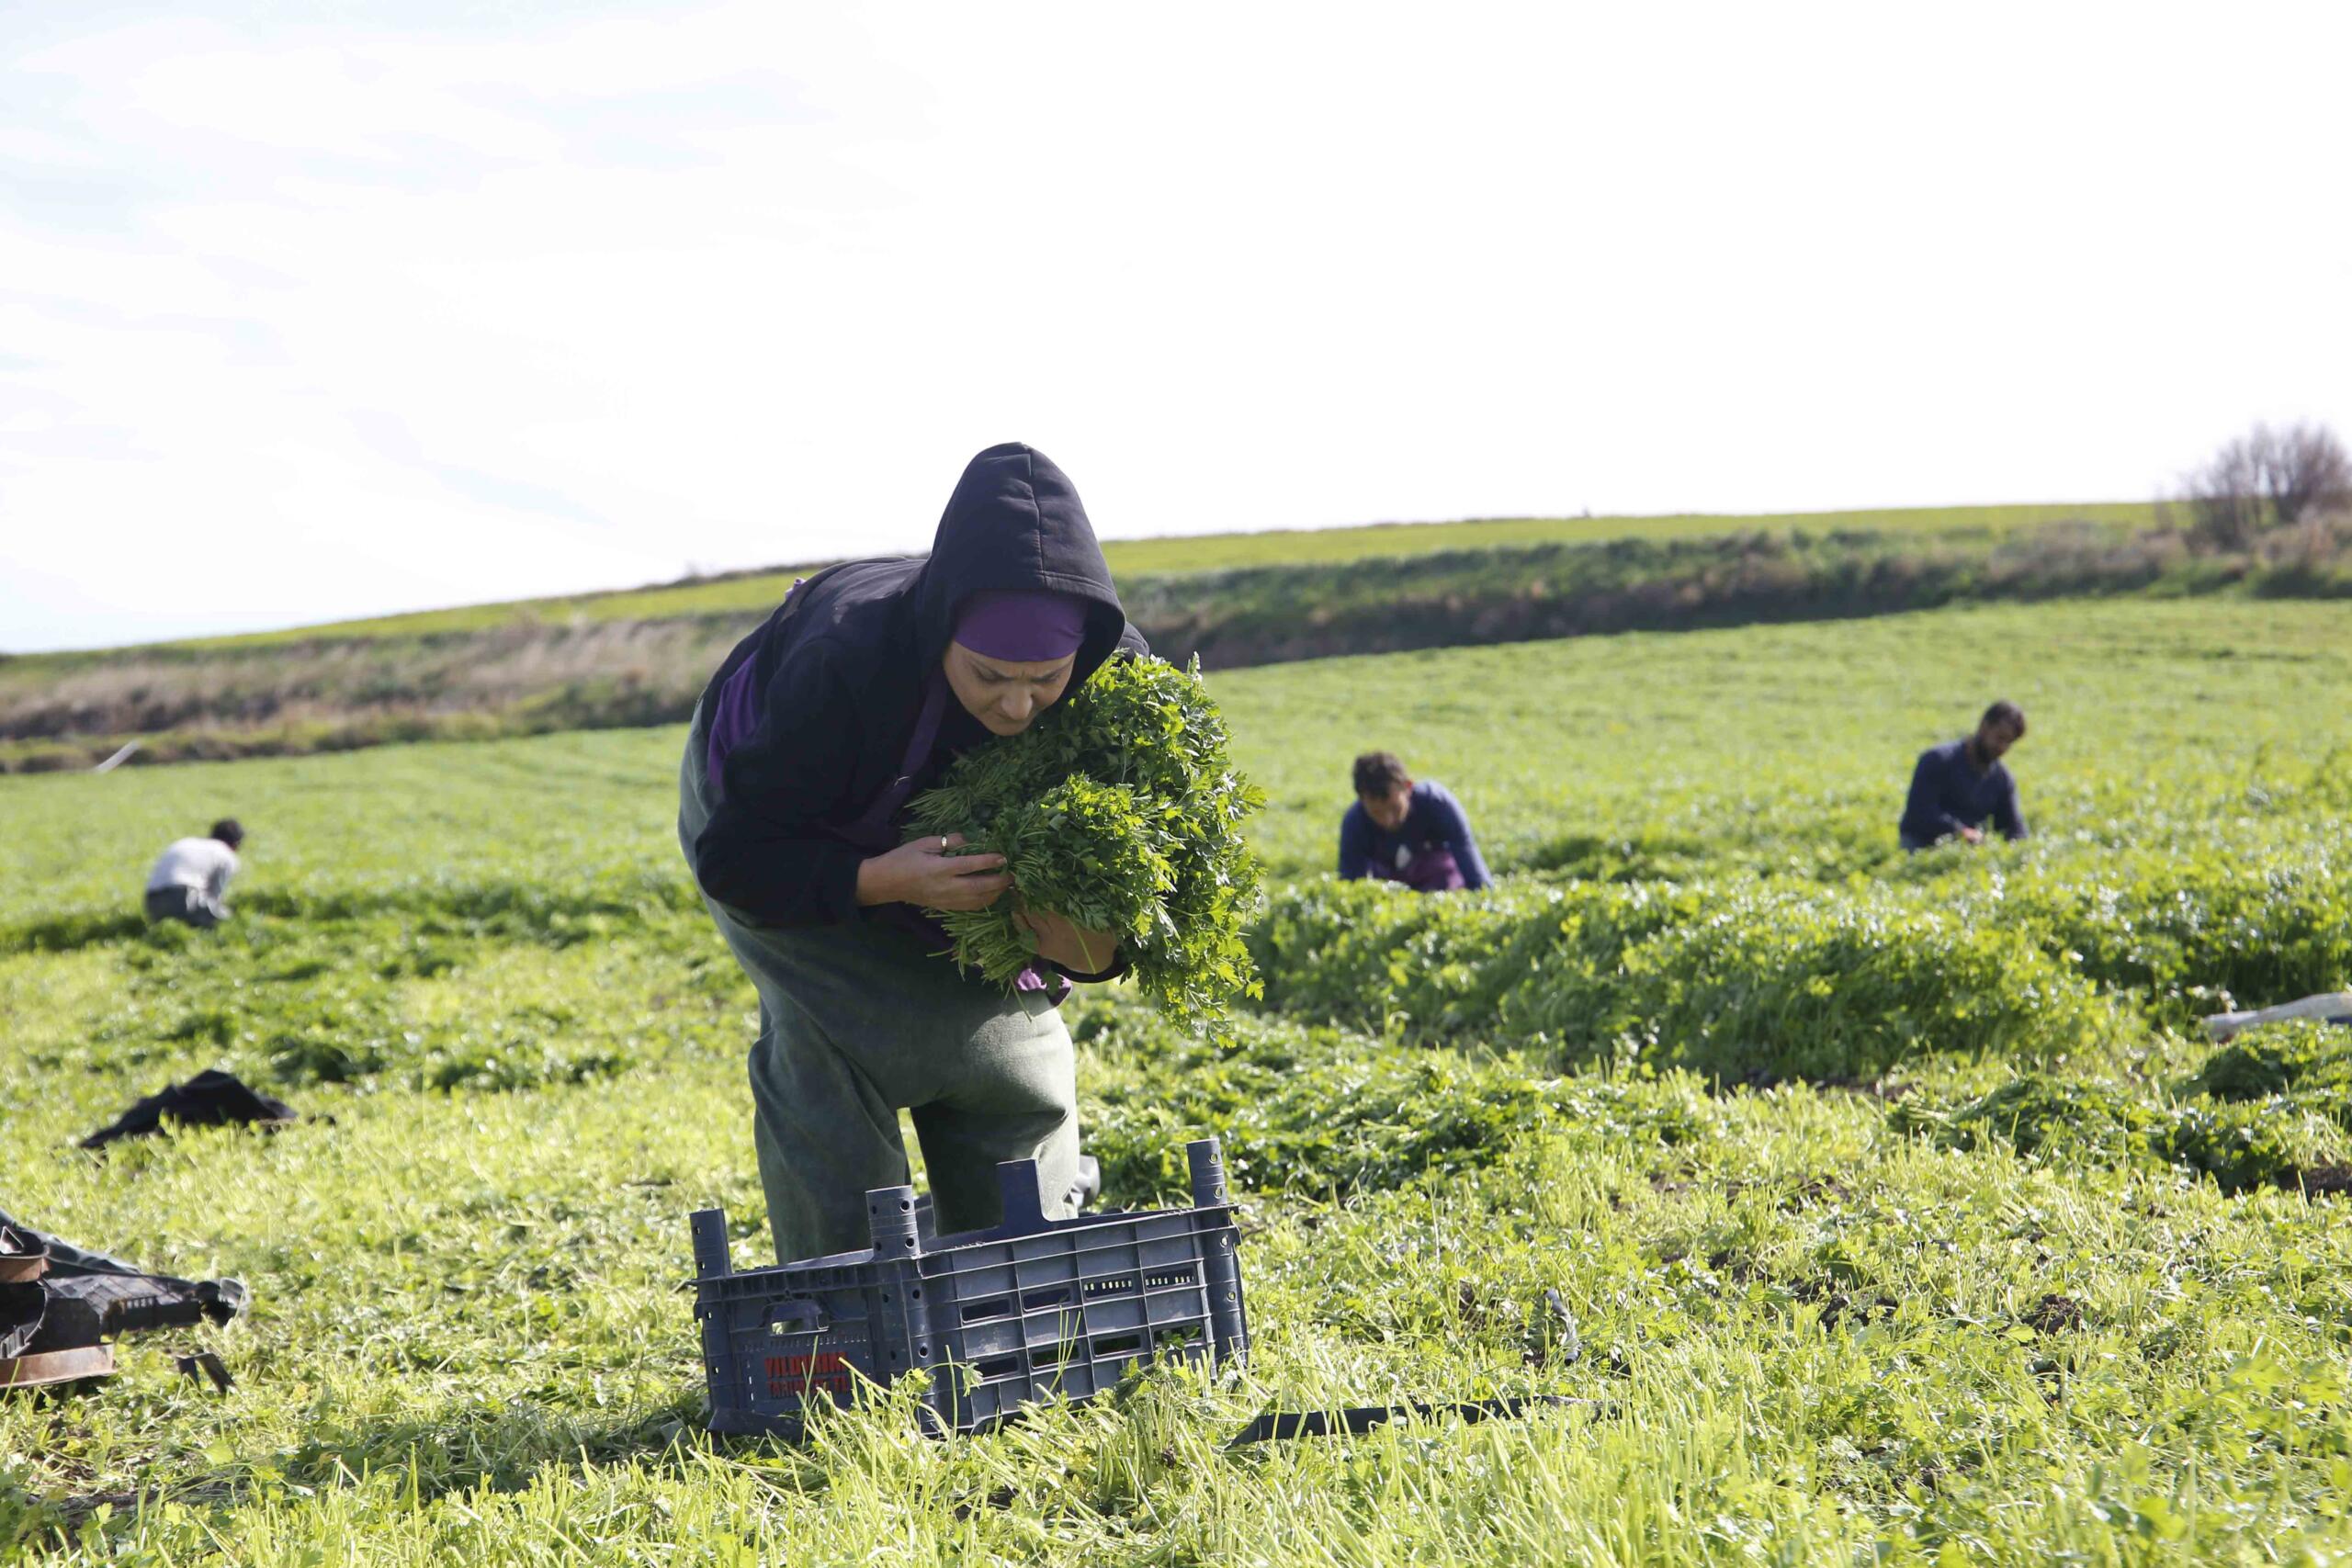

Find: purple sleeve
704;654;764;794
1424;784;1491;890
691;643;869;927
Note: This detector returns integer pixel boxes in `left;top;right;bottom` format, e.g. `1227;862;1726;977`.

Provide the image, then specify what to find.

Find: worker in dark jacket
1900;701;2030;851
1337;751;1491;892
679;443;1146;1263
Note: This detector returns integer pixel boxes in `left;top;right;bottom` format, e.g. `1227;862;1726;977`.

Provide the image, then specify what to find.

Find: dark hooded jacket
689;444;1147;928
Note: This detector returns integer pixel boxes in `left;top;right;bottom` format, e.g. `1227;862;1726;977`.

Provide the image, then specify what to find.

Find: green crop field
5;596;2351;1562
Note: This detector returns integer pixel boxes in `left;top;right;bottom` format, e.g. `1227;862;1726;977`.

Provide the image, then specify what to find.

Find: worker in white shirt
144;819;243;929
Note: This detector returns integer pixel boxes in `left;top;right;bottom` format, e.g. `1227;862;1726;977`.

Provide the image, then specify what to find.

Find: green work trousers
677;711;1080;1265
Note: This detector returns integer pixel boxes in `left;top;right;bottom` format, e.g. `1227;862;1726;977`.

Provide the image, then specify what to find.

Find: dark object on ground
0;1343;116;1388
0;1226;44;1284
43;1264;247;1337
2301;1165;2352;1196
1227;1394;1601;1446
0;1209;247;1393
175;1350;234;1392
81;1068;298;1148
143;886;227;928
690;1137;1248;1439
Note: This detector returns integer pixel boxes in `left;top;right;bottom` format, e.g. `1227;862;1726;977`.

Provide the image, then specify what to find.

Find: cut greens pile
905;653;1266;1025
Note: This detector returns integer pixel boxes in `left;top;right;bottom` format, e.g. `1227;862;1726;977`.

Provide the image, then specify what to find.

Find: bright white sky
4;2;2348;651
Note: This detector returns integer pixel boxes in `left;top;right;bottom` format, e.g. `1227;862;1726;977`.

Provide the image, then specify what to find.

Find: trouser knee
747;1029;907;1264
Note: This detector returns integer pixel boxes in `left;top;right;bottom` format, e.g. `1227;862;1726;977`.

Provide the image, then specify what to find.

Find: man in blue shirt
1338;751;1492;892
1900;702;2029;852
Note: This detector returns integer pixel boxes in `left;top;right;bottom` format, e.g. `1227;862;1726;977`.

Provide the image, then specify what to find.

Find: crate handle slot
767;1302;828;1335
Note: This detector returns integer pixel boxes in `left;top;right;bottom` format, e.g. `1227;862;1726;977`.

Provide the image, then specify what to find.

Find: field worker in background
143;819;243;928
1899;701;2030;851
1338;751;1492;892
680;444;1143;1266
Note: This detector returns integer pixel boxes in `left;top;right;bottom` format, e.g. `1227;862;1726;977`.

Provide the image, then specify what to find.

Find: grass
1093;499;2159;575
5;593;2352;1562
23;502;2346;776
10;597;2346;931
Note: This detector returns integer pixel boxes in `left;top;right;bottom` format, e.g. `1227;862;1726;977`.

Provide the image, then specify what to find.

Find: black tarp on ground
79;1068;298;1149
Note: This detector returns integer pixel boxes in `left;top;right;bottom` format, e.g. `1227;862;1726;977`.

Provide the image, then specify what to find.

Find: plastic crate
690;1137;1248;1438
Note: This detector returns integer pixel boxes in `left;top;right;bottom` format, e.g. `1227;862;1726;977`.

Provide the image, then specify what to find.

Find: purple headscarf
953;589;1089;662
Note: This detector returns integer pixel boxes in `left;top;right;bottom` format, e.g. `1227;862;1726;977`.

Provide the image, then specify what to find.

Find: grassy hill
6;596;2350;1560
33;501;2161;654
10;497;2348;775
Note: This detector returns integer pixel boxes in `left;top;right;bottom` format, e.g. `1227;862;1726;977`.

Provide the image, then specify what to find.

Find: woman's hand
1012;902;1121;976
858;834;1013;911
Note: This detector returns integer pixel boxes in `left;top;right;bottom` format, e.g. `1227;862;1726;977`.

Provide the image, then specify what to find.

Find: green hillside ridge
14;500;2157;658
12;497;2348;775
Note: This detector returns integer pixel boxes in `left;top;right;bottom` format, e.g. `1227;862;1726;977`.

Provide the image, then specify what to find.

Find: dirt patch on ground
2297;1164;2352;1196
1781;1176;1853;1210
1653;1173;1852;1212
2023;1293;2086;1335
1791;1278;1902;1328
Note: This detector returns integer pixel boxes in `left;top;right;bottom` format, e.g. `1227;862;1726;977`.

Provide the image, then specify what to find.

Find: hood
910;443;1130;681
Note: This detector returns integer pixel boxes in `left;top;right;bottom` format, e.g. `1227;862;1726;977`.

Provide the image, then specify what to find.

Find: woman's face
944;642;1077;736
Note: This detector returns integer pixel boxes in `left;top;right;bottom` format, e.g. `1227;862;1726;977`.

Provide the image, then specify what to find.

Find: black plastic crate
690;1137;1248;1438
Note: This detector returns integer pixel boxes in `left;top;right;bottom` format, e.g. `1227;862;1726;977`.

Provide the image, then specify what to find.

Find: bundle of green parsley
905;654;1266;1025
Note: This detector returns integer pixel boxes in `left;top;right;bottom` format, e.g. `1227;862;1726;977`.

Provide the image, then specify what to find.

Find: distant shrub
2177;423;2352;550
